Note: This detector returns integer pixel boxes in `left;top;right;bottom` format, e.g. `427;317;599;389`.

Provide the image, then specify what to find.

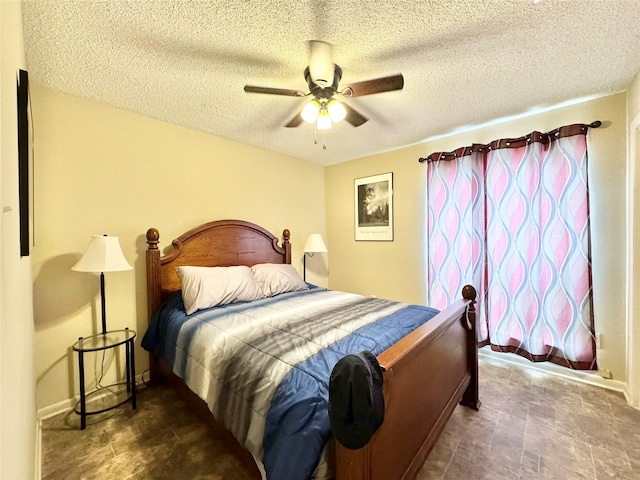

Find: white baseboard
36;373;146;421
479;347;628;395
37;397;76;422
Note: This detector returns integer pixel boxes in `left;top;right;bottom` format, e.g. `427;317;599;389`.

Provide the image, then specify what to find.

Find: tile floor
41;356;640;480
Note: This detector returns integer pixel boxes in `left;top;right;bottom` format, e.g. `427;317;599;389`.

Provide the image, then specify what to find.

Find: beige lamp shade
303;234;328;254
72;235;132;272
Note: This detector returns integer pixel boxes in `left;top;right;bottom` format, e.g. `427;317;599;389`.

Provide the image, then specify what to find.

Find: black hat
328;350;385;449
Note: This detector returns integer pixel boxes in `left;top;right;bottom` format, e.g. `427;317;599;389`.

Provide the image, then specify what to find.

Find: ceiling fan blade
342;74;404;97
343;103;368;127
285;113;304;128
244;85;306;97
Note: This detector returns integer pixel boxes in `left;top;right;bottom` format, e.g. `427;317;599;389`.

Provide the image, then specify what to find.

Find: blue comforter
142;286;439;480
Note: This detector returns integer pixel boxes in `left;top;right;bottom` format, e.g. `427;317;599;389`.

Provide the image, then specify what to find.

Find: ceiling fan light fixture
244;41;403;133
301;99;321;123
316;108;332;130
327;99;347;123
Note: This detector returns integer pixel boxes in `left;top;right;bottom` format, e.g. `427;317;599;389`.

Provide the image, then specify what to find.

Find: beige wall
326;93;628;384
1;1;37;478
24;53;640;421
31;85;326;412
628;72;640;407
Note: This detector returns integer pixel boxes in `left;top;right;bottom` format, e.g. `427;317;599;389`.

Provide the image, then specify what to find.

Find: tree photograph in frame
354;172;393;241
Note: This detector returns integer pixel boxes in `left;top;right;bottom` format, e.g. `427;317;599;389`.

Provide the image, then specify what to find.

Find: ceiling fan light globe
317;110;332;130
301;100;320;123
327;100;347;123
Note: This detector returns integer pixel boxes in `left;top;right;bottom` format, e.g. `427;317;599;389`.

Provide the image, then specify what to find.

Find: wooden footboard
145;221;479;480
335;285;479;480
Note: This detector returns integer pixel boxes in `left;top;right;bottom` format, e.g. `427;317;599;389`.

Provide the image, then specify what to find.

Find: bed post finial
462;284;476;303
147;228;159;249
282;229;291;264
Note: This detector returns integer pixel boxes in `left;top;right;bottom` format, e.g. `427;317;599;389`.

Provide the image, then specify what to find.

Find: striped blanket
142;286;439;480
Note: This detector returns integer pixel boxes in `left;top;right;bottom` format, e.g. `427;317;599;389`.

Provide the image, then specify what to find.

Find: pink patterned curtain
422;122;599;370
426;149;488;343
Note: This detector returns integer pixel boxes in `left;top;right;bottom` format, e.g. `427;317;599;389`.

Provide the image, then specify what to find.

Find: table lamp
303;233;328;281
72;234;132;334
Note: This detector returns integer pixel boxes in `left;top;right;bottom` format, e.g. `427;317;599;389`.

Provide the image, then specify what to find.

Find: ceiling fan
243;41;404;130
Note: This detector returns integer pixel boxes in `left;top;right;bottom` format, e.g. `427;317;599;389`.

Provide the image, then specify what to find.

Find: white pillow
176;265;262;315
251;263;308;297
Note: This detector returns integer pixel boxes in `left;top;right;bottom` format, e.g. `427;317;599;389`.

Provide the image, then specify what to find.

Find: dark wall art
17;69;33;257
354;172;394;241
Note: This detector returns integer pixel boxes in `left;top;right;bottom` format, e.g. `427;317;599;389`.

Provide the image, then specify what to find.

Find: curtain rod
418;121;602;163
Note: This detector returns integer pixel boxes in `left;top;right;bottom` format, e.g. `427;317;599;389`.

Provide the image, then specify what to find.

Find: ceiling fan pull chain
314;124;318;145
323;129;327;150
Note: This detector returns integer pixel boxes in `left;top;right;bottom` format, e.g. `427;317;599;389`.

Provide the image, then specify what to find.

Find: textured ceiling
22;0;640;166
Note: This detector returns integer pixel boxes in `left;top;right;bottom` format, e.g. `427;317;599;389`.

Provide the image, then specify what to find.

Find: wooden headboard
145;219;291;320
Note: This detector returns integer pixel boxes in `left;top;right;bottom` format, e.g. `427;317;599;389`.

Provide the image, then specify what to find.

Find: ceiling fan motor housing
304;64;343;98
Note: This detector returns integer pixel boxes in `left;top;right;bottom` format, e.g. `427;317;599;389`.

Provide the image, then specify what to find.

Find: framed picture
354;172;394;241
17;69;34;257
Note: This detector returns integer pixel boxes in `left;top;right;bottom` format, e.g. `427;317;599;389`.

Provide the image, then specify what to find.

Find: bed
143;219;479;480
